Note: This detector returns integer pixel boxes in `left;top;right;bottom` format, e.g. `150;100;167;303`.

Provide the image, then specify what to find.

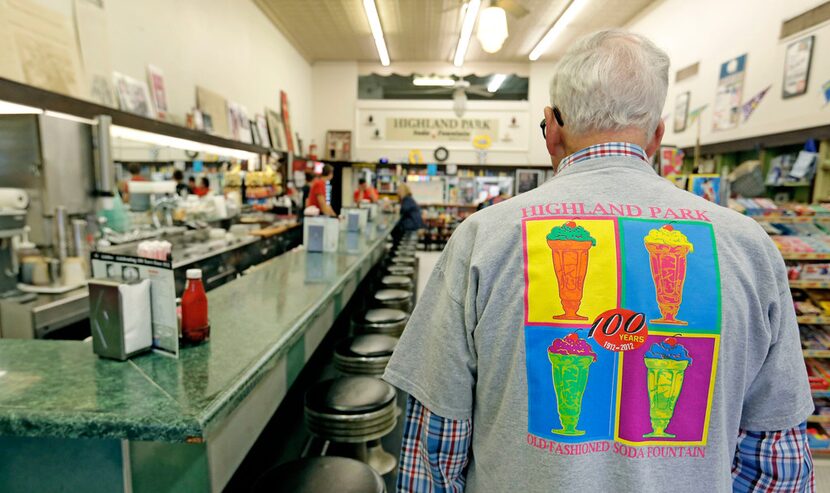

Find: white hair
550;29;670;136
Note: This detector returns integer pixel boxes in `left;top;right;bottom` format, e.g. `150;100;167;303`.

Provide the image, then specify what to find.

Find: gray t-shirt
383;156;813;492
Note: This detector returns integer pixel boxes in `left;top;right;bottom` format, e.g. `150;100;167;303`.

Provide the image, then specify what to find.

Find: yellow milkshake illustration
643;337;693;438
548;333;597;436
547;222;596;321
644;225;694;325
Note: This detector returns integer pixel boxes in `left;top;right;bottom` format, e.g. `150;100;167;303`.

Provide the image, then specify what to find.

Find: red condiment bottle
181;269;210;344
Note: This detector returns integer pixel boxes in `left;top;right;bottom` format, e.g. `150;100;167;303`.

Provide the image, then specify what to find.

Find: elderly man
384;30;814;492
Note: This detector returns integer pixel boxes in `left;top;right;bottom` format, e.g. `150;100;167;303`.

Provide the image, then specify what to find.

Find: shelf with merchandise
790;280;830;289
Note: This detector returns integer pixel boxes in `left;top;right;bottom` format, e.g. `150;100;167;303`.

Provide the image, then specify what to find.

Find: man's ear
645;119;665;158
544;106;566;169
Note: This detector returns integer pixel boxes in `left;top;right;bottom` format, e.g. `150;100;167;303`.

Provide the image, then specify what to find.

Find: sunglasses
540;107;564;139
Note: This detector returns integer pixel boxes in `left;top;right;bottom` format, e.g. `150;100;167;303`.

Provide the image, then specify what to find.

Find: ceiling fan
394;77;493;117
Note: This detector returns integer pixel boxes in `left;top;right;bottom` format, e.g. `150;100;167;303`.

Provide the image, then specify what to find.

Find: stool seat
391;256;416;265
353;308;409;337
381;275;413;289
387;265;415;276
252;457;385;493
334;335;397;377
337;334;398;358
374;289;410;302
364;308;408;324
305;376;396;415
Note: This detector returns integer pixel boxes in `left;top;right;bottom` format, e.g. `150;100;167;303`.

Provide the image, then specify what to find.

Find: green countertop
0;216;396;443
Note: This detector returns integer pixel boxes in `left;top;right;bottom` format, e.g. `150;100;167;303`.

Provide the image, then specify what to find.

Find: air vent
675;62;699;83
781;1;830;39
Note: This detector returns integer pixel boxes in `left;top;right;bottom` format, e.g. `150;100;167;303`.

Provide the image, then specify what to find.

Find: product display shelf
783;253;830;260
797;316;830;324
791;280;830;289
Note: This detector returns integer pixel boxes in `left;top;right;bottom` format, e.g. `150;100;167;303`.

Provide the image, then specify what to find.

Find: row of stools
254;233;420;492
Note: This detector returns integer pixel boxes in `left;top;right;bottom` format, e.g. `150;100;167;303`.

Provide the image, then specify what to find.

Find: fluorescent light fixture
413;76;456;87
528;0;590;61
110;125;259;162
0;100;42;114
477;6;508;53
487;74;508;92
453;0;481;67
363;0;390;66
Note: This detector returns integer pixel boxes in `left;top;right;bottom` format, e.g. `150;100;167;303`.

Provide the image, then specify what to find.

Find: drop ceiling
254;0;658;63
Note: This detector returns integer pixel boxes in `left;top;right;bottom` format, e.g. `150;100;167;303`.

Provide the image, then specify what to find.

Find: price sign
589;308;648;352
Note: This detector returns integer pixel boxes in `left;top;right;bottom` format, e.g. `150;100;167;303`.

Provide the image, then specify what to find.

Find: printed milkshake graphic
548;333;597;436
547;222;596;320
643;337;693;438
644;225;694;325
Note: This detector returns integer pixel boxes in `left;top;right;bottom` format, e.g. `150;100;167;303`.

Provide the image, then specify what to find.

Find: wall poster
782;35;814;99
712;54;747;131
673;92;690;133
280;90;295;153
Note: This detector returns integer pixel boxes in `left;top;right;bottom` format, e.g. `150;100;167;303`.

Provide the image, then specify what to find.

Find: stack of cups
137;240;172;261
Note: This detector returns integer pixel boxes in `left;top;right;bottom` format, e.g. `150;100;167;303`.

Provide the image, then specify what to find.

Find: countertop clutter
0;217;394;443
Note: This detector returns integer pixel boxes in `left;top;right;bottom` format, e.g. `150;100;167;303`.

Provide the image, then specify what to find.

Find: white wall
627;0;830;149
311;61;358;155
4;0;313;142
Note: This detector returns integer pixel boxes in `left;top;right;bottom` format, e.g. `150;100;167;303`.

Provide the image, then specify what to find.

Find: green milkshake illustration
548;333;597;436
643;336;693;438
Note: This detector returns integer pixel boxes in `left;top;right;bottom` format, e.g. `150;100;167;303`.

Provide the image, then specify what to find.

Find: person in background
353;177;379;205
301;171;315;213
306;164;337;217
476;185;512;210
396;183;424;238
173;169;189;197
187;176;197;194
384;30;813;492
194;176;210;197
121;162;150;211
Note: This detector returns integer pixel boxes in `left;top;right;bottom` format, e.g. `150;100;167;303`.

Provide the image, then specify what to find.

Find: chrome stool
252;456;386;493
373;288;412;312
334;334;398;377
353;308;409;337
304;377;398;475
380;274;413;291
387;264;417;294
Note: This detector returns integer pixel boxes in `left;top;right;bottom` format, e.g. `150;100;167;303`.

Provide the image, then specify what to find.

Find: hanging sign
472;134;493;150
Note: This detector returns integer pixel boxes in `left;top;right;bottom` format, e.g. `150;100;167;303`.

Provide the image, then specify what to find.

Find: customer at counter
306;164;337;217
120;162;150;211
384;30;813;492
194;177;211;197
173;169;189;197
353;178;379;204
394;183;423;240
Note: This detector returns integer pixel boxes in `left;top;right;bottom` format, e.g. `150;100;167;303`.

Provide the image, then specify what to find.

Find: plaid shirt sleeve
396;395;472;493
732;422;814;492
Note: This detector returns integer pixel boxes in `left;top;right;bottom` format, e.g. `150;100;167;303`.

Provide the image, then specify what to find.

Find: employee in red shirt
353;178;379;205
306;164;337;217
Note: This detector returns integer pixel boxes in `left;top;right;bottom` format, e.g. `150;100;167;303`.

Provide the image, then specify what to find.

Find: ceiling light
413;76;456;87
487;74;508;92
363;0;390;66
528;0;590;61
453;0;481;67
477;6;508;54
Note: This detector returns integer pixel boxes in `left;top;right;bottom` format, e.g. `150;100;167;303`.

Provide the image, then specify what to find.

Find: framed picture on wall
515;169;545;195
688;174;722;204
113;71;155;118
265;108;285;151
782;35;814;99
326;130;352;161
673;91;690;133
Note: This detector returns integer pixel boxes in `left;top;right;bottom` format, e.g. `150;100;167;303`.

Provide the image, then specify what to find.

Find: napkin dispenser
303;217;339;252
88;278;153;360
359;202;378;222
343;208;368;232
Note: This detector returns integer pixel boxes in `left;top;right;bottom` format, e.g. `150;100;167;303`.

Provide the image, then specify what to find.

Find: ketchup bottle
182;269;210;344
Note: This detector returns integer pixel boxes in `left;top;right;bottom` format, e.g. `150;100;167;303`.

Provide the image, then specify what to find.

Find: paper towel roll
0;188;29;210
